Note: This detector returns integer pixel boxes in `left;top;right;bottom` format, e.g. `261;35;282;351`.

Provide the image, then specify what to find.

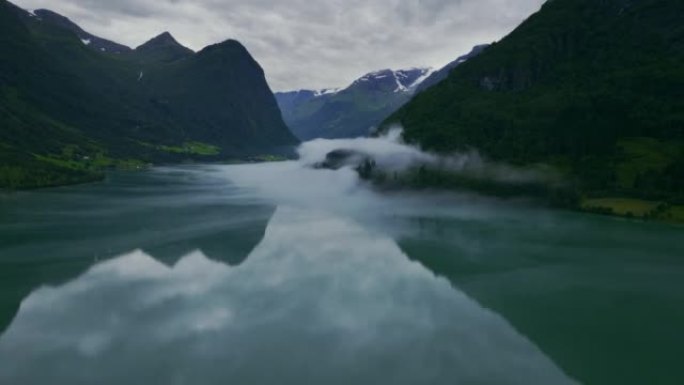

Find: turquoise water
0;164;682;385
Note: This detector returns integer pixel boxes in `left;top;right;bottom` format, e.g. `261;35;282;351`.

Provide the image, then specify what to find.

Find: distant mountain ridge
0;0;298;189
275;46;488;141
275;68;432;140
351;68;432;93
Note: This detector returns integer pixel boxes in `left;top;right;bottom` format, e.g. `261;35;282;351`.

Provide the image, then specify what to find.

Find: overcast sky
13;0;546;91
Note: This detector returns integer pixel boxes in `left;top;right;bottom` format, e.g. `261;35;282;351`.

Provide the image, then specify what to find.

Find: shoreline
0;156;291;192
3;161;682;225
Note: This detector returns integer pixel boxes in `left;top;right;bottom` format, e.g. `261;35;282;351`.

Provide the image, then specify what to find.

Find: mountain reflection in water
0;207;578;385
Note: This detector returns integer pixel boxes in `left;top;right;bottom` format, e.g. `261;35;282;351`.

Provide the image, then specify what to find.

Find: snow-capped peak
350;69;391;85
351;68;433;93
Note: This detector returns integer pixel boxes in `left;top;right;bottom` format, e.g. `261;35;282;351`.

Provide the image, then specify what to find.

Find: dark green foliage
142;40;298;151
0;0;297;189
362;162;580;208
0;150;104;189
385;0;684;203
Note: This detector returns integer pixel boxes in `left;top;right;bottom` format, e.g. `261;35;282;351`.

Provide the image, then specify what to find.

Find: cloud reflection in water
0;207;577;385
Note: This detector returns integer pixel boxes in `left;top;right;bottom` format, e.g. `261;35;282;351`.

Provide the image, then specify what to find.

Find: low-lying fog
0;133;582;384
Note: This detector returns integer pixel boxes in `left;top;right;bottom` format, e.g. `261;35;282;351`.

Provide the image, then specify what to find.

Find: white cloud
12;0;546;90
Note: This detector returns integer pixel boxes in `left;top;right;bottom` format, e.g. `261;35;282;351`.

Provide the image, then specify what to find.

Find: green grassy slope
0;1;106;187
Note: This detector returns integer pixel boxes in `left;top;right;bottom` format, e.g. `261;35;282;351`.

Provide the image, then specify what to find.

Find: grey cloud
12;0;546;90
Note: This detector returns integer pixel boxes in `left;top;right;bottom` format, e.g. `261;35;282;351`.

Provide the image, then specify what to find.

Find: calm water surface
0;163;682;385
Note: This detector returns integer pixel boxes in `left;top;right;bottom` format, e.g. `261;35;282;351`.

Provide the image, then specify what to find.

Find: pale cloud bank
12;0;546;90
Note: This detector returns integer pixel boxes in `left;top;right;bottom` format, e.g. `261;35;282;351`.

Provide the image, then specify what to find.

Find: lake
1;161;682;385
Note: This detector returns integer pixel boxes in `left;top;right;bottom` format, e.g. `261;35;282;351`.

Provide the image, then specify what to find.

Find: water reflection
398;214;684;385
0;169;273;334
0;207;577;385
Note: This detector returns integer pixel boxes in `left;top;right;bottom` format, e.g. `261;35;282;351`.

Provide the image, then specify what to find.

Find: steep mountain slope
385;0;684;204
415;45;489;93
0;1;104;187
142;39;298;150
0;0;297;188
132;32;194;63
31;9;132;54
276;68;431;140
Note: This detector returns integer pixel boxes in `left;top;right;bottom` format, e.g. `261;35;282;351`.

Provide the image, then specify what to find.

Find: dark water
0;164;682;385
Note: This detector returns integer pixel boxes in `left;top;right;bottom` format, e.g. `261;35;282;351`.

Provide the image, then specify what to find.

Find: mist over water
297;127;555;185
2;136;683;384
216;130;546;228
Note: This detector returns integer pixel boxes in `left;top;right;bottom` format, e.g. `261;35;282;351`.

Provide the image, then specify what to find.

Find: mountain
415;45;489;93
133;31;194;63
0;0;297;189
384;0;684;207
276;68;432;140
31;9;132;54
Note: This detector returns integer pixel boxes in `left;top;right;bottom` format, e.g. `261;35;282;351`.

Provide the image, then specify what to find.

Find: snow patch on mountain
350;68;432;93
394;68;433;93
24;8;41;20
393;74;408;93
408;68;435;90
313;88;340;97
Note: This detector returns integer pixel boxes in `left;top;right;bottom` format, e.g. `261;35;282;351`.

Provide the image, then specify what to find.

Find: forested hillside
385;0;684;211
0;0;297;188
